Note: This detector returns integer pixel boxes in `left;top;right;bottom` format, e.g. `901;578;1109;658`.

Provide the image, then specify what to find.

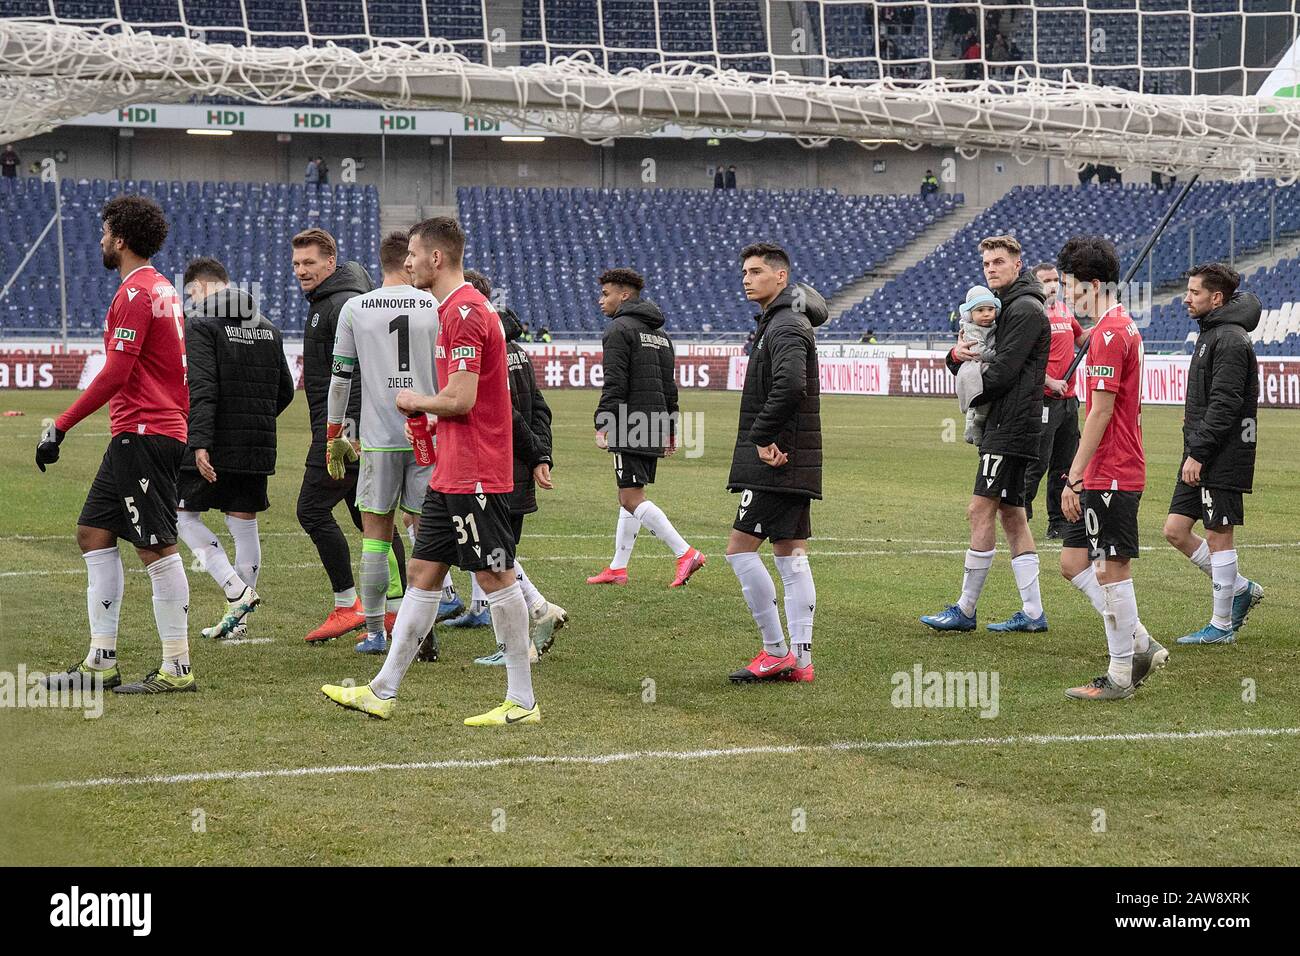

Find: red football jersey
1044;299;1084;398
105;265;189;442
1083;303;1144;491
429;281;513;494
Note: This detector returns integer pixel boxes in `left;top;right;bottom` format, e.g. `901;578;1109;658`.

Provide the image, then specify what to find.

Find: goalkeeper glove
324;422;358;480
35;419;64;472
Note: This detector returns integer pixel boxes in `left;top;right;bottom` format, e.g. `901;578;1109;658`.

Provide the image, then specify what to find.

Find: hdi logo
294;112;331;128
117;107;156;123
207;109;245;126
464;115;501;132
380;114;416;131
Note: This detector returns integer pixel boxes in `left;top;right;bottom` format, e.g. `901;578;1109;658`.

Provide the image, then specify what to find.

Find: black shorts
78;434;184;548
1062;489;1142;560
413;490;517;572
612;451;657;488
177;470;270;514
509;512;525;545
732;488;812;542
972;452;1031;508
1168;480;1244;529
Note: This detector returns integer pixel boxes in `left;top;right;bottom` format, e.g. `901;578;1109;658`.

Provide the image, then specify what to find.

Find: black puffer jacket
594;298;678;456
301;261;372;467
503;308;553;515
727;283;828;499
946;270;1050;459
1182;291;1260;493
184;288;295;475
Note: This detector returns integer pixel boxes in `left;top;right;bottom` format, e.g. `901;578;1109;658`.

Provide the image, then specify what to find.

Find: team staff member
177;256;294;641
291;228;407;642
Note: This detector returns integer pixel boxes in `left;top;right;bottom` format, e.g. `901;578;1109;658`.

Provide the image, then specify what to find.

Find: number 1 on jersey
389;314;410;372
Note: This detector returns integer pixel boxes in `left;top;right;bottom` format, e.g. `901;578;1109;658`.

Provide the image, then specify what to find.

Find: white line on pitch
16;726;1299;793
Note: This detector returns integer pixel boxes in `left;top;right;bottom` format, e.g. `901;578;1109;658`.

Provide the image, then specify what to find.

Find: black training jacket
503;307;553;515
727;283;827;499
301;260;372;468
946;270;1050;459
183;287;295;476
594;298;678;457
1182;291;1261;493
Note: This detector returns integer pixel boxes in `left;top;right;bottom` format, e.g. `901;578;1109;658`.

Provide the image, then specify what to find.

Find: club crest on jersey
311;313;320;328
113;327;137;343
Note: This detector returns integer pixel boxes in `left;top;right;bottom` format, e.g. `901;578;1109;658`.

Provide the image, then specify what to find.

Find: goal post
2;3;1299;180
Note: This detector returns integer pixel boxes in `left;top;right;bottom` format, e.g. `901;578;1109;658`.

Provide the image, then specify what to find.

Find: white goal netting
2;1;1300;179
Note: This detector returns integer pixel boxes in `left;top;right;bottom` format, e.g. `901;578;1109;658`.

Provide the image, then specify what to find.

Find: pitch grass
1;390;1298;866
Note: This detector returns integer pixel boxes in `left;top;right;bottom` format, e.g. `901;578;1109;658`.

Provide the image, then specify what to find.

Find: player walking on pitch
462;269;568;666
726;243;826;683
921;235;1051;635
586;268;705;588
1054;236;1166;699
322;217;539;724
1163;264;1264;645
177;256;295;641
36;196;196;694
326;232;441;655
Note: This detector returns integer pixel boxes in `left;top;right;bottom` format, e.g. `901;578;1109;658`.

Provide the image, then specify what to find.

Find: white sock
727;552;786;655
1210;549;1238;630
486;582;535;709
334;586;357;608
469;575;488;614
147;553;190;677
610;507;640;570
83;546;123;670
1011;552;1043;620
224;514;261;589
1072;565;1149;651
441;571;455;600
958;549;995;617
178;511;245;600
1070;565;1108;615
633;500;690;558
513;558;547;614
1189;539;1212;576
774;554;815;666
370;586;439;698
407;524;417;548
1103;579;1137;688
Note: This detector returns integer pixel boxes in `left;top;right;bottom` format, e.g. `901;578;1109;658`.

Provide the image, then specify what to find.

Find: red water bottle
409;413;435;466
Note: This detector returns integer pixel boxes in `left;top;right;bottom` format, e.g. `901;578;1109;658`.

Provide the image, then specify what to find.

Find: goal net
2;1;1299;179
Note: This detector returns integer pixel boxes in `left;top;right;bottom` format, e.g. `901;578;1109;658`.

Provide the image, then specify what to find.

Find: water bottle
409;413;435;466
